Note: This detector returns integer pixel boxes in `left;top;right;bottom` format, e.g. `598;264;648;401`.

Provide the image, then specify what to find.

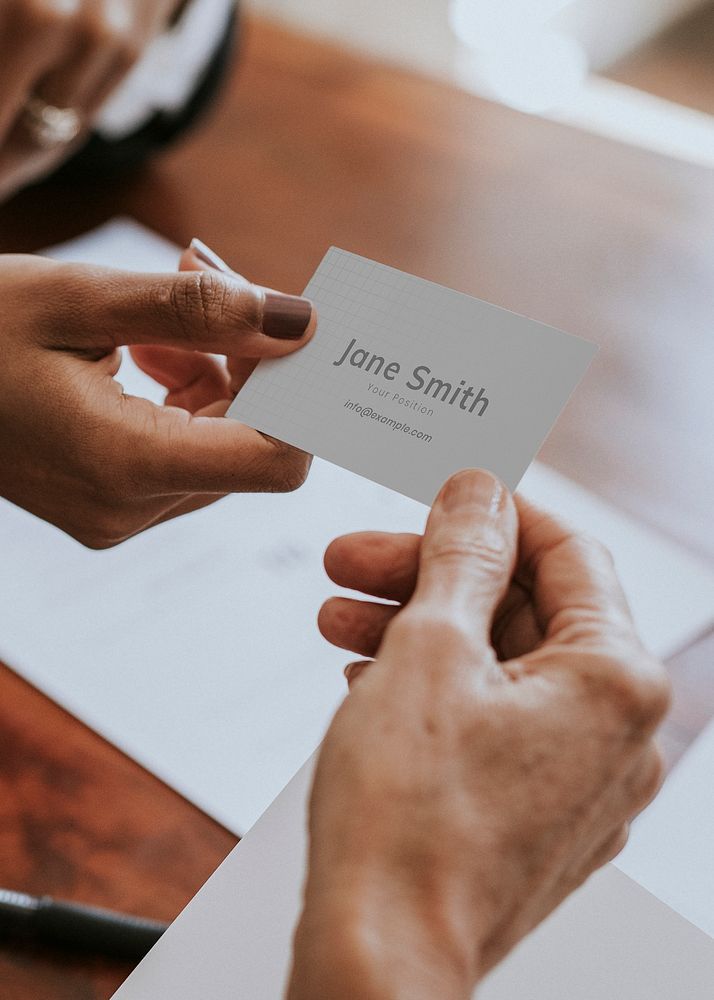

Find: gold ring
23;97;82;150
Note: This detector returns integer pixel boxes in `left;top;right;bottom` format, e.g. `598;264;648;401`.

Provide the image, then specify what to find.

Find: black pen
0;888;168;962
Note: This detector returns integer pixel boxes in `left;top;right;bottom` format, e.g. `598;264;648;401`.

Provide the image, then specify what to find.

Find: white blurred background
248;0;714;165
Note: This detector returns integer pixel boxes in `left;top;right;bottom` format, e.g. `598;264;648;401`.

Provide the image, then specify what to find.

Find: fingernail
440;469;505;516
262;291;313;340
189;237;231;274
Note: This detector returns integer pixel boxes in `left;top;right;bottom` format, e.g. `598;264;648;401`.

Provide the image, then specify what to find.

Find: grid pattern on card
234;248;458;445
229;248;596;505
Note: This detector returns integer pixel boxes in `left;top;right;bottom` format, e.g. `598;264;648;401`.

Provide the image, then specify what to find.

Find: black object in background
54;4;239;182
0;888;168;962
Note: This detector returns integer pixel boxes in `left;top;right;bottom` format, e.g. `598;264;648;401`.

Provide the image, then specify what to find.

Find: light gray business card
228;248;596;505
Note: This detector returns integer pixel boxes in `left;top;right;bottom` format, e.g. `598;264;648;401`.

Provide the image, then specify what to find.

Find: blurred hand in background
0;0;186;199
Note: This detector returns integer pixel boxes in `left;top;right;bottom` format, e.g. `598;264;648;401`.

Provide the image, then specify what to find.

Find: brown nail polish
189;237;231;274
262;291;313;340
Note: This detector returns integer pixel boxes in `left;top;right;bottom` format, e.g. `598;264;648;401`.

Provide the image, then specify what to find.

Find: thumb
51;244;316;357
178;239;265;394
412;469;518;639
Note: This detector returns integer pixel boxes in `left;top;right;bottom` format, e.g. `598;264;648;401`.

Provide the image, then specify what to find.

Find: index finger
514;495;636;644
324;531;421;602
112;394;311;496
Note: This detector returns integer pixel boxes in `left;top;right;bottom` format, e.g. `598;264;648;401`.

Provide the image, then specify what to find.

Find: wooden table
1;16;713;998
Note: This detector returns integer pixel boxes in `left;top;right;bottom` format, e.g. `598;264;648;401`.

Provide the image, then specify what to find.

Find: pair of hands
0;8;674;993
0;0;184;199
1;242;670;995
290;469;670;999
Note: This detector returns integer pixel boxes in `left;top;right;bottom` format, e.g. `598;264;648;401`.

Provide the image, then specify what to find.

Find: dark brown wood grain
0;14;712;999
0;664;238;998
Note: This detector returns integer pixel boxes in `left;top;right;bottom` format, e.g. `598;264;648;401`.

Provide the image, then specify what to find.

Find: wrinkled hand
289;470;670;1000
0;241;315;547
0;0;181;198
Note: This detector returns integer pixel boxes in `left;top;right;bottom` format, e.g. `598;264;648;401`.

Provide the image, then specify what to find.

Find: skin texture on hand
0;244;315;546
288;470;671;1000
0;0;184;199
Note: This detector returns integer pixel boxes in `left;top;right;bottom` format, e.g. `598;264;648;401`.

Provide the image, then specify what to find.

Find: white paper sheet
0;218;711;836
616;718;714;937
112;753;714;1000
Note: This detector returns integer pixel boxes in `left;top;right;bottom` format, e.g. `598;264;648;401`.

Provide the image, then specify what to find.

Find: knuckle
387;606;472;656
554;532;617;582
577;533;615;566
628;666;671;729
174;271;229;343
597;653;672;730
641;668;672;725
640;745;666;804
583;536;621;587
197;270;227;328
626;745;666;815
607;825;630;862
560;533;619;590
168;272;203;329
151;272;259;351
428;530;508;577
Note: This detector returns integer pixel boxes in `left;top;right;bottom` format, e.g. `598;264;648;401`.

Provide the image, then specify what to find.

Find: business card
228;248;596;505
